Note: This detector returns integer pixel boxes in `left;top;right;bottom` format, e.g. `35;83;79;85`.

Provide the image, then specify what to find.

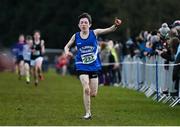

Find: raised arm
94;18;122;36
64;34;75;56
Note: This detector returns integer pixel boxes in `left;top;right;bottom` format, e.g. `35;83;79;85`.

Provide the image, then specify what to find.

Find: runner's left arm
94;18;122;36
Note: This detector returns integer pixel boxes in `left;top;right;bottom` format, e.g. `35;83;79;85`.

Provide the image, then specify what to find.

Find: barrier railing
109;55;180;107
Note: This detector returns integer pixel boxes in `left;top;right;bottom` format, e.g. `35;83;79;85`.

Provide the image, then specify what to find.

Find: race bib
81;53;96;64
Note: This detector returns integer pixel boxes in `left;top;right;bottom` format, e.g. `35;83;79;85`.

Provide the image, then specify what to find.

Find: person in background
108;40;119;86
57;52;70;76
23;35;33;84
99;41;110;86
11;34;25;80
31;30;45;86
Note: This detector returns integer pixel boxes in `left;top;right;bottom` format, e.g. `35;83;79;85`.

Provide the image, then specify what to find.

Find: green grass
0;70;180;126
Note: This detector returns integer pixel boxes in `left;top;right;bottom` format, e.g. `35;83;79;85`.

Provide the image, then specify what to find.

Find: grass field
0;70;180;126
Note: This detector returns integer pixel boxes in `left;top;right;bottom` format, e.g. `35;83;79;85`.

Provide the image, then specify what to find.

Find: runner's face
34;32;41;41
78;18;91;32
19;35;25;44
26;39;33;46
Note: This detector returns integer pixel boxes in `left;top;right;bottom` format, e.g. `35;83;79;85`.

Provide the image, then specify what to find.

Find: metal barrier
121;55;180;107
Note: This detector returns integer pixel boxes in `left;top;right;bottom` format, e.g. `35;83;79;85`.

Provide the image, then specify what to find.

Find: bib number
81;53;96;64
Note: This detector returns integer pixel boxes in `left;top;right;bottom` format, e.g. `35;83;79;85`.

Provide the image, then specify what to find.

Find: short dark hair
26;35;32;40
33;30;41;35
78;12;92;24
19;34;24;37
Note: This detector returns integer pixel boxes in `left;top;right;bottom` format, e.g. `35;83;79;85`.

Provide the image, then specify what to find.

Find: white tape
101;61;180;67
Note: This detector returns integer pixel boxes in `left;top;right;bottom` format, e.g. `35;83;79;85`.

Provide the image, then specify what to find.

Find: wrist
112;25;118;30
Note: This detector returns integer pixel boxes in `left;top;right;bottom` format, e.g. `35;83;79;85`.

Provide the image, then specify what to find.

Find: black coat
173;52;180;90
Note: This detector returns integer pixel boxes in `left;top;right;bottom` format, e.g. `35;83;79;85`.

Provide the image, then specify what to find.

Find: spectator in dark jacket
173;53;180;92
170;37;180;95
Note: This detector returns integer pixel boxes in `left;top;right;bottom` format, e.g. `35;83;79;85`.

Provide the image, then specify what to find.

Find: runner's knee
84;87;90;95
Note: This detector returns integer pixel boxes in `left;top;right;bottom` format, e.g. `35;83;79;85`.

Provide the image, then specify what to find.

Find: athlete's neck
80;30;89;39
34;40;40;44
81;30;89;35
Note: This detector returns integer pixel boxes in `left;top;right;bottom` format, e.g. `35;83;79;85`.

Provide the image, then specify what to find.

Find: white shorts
31;57;43;66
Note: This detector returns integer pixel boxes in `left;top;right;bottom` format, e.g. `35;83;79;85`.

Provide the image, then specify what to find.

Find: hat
171;20;180;28
159;23;170;37
150;35;160;43
162;23;168;28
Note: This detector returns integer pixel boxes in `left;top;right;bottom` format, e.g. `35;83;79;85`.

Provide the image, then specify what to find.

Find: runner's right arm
64;34;75;56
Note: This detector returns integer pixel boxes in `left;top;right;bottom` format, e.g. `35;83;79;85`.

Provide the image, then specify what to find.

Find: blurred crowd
124;20;180;95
